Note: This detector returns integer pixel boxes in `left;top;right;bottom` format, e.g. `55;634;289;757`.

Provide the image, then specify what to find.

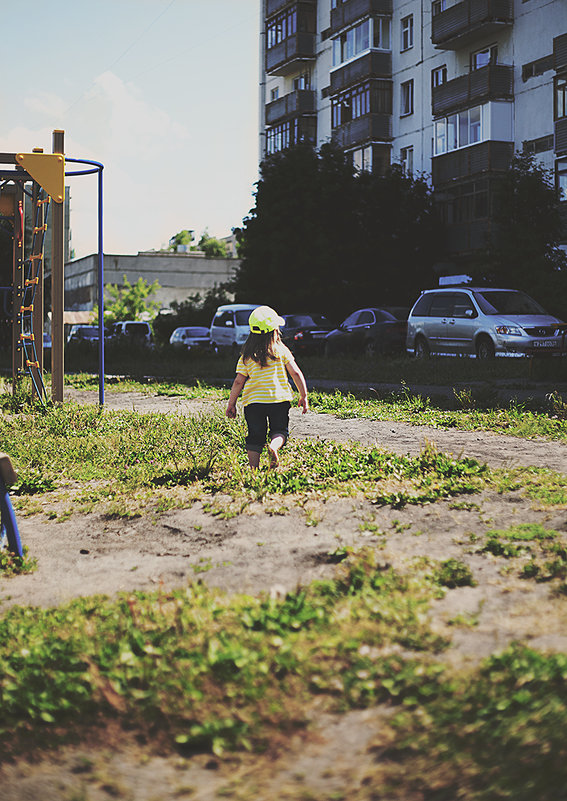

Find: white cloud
24;91;68;120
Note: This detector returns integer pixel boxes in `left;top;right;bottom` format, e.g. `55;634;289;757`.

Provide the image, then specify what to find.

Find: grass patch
0;546;37;577
0;403;488;518
1;549;566;801
309;389;567;442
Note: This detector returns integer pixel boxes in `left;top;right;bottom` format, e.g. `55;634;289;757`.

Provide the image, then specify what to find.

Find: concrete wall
64;251;239;311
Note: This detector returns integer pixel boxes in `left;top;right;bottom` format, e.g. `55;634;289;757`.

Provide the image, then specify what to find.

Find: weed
432;559;476;588
0;546;37;577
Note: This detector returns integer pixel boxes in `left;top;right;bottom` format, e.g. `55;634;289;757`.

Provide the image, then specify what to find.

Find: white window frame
332;17;391;68
400;79;414;116
401;15;414;51
434;105;484;156
471;44;498;71
400;145;414;175
432;65;447;88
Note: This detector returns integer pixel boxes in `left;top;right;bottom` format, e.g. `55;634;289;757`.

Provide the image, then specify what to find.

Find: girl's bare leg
247;450;261;469
267;435;285;468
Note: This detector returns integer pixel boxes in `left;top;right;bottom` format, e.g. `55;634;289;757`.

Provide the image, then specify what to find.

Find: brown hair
241;329;282;367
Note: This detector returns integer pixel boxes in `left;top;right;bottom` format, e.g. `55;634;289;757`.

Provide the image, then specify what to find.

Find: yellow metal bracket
14;152;65;203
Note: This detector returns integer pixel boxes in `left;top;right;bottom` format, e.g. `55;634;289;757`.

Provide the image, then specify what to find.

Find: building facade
259;0;567;265
64;251;239;312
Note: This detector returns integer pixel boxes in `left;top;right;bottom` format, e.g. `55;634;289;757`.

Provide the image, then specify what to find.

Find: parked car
108;320;153;346
43;332;52;353
406;287;565;359
281;313;334;355
66;324;105;345
209;304;257;352
324;307;408;356
169;326;211;352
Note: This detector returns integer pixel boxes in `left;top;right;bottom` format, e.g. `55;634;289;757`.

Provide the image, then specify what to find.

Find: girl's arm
286;359;309;414
226;373;247;418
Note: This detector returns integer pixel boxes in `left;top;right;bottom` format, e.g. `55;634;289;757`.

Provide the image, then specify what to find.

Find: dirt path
1;389;567;800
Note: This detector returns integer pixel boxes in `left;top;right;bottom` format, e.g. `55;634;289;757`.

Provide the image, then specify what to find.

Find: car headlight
496;325;523;336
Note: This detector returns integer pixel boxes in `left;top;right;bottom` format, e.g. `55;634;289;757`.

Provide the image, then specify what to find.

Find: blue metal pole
97;165;104;406
65;158;105;405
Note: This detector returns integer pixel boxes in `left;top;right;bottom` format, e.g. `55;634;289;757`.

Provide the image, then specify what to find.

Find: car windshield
285;314;330;328
78;327;98;336
474;290;548;316
235;310;253;325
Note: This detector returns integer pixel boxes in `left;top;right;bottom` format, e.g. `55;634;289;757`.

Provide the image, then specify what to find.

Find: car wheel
476;336;495;360
414;336;429;359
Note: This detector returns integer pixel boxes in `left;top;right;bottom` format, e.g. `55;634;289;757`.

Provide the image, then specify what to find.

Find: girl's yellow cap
248;306;285;333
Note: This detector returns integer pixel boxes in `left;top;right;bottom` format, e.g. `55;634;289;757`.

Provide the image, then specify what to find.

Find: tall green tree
198;230;228;258
480;153;567;314
104;275;160;325
234;144;442;319
168;229;194;251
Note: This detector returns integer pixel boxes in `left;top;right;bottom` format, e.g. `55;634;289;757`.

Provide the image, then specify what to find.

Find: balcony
432;140;513;186
554;33;567;72
265;89;316;125
431;0;513;50
556;118;567;157
266;33;316;76
330;0;392;35
267;0;314;17
432;64;513;117
332;113;392;148
330;51;391;93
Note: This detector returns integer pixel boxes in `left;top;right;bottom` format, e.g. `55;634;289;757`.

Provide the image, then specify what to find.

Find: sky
0;0;260;258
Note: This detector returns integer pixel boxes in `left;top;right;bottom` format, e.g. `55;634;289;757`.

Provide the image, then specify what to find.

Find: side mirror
465;309;474;318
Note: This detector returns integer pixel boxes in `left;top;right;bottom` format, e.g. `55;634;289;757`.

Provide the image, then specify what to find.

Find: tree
168;229;194;251
104;275;161;325
152;285;233;345
233;143;443;320
198;230;228;258
480;153;567;315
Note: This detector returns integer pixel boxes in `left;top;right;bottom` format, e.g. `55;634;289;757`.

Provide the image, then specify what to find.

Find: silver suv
406;287;565;358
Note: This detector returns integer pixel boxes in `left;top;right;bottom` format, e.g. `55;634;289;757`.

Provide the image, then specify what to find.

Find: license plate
534;340;556;348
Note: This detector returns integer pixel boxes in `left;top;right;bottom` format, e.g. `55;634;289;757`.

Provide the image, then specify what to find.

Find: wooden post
11;185;24;391
51;130;64;402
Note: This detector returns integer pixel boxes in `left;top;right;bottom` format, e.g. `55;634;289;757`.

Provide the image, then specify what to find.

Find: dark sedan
324;307;408;357
281;313;334;354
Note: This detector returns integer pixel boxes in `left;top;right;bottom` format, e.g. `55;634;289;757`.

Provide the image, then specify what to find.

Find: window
432;0;447;15
434;106;483;155
471;44;498;71
401;15;414;51
266;7;297;49
266;118;316;154
270;87;279;101
331;80;391;128
293;72;310;90
400;80;414;115
556;159;567;201
555;74;567;119
440;180;489;224
332;17;390;67
431;65;447;88
350;145;374;172
400;146;414;175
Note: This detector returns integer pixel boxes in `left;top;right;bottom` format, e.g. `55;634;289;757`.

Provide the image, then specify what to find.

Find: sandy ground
1;389;567;800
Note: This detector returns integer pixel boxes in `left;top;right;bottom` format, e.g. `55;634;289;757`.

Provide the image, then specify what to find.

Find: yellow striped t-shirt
236;344;294;406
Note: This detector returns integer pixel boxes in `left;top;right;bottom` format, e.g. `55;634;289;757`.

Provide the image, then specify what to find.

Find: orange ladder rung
25;277;39;286
26;360;40;368
33;224;47;233
28;253;43;261
21;305;33;313
20;333;34;341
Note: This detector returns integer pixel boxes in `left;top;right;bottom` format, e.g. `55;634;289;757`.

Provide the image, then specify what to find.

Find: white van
209;304;257;353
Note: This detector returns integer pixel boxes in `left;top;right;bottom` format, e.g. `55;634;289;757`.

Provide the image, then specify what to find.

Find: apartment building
259;0;567;265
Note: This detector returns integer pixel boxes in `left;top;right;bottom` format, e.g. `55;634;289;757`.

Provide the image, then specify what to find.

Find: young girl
226;305;308;469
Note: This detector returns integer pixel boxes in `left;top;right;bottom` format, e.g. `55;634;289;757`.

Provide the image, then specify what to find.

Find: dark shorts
244;401;291;453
